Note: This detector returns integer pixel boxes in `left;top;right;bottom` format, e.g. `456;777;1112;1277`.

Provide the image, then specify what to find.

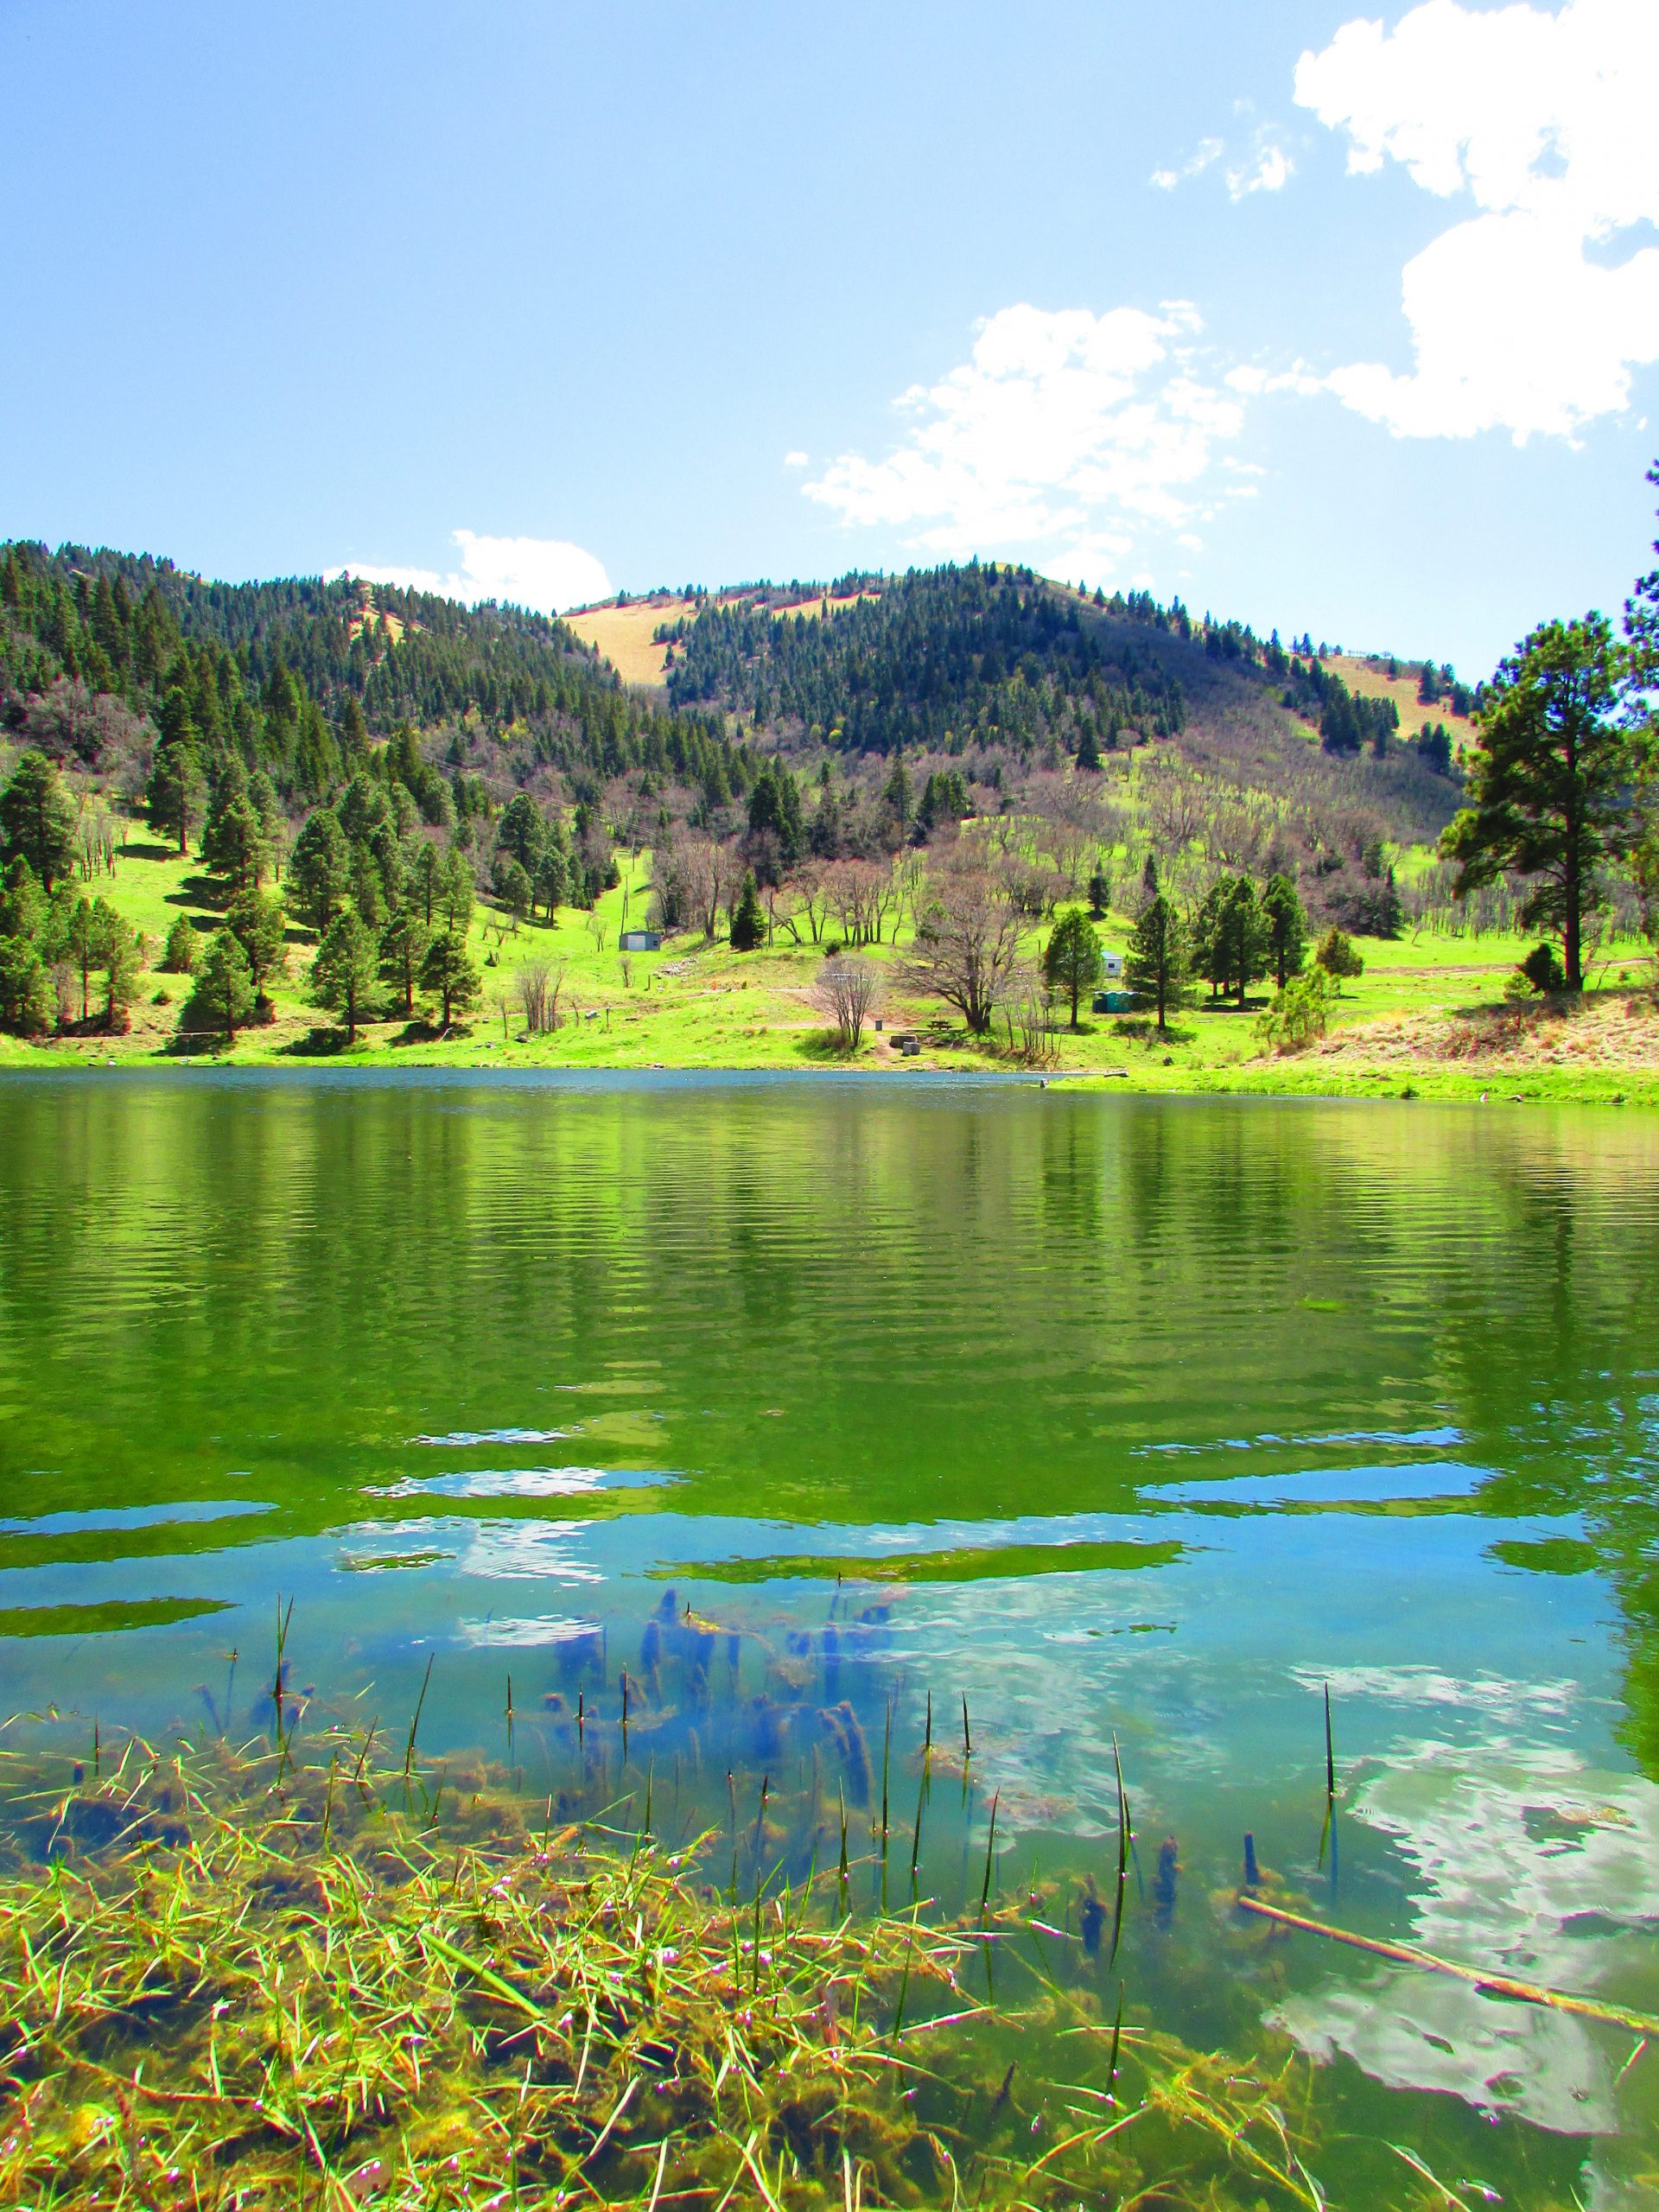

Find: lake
3;1069;1658;2204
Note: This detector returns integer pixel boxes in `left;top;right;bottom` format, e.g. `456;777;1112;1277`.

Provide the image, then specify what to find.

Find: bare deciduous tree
810;955;883;1050
903;863;1026;1033
516;957;568;1033
1001;963;1058;1065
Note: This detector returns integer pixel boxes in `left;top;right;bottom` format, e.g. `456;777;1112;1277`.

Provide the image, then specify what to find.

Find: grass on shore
4;831;1657;1108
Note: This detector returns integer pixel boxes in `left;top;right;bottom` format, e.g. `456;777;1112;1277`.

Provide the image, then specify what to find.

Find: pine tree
0;935;52;1033
87;899;141;1030
420;929;481;1027
533;843;568;920
163;914;199;975
1193;876;1270;1007
1262;874;1309;990
226;888;288;1006
146;737;206;857
1441;614;1643;990
1124;893;1190;1035
1075;721;1103;772
288;810;352;934
438;847;476;934
186;929;256;1043
1086;867;1111;919
1043;908;1105;1028
2;751;78;890
379;909;433;1017
497;792;546;874
729;870;766;950
310;910;380;1043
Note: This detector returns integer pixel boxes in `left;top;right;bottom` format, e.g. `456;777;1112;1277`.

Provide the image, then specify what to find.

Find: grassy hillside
5;823;1652;1106
6;538;1650;1106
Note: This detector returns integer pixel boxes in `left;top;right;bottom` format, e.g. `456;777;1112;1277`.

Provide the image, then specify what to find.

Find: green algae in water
0;1595;233;1637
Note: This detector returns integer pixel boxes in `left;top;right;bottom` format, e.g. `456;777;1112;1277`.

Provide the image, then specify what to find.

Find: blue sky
3;0;1656;676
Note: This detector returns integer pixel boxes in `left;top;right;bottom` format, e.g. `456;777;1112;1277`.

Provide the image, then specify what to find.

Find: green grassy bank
4;834;1656;1107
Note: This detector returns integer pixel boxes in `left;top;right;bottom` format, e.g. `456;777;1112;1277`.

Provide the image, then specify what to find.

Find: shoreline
1;1035;1654;1107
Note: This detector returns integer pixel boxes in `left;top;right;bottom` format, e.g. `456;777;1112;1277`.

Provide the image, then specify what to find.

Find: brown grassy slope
1071;594;1463;848
566;587;879;692
1331;653;1477;743
1301;988;1659;1071
563;598;690;688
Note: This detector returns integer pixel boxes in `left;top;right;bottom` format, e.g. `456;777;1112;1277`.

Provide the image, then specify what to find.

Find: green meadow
6;827;1654;1107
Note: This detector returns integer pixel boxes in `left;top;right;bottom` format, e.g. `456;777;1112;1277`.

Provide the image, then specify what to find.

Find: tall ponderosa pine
1441;614;1644;990
146;736;206;856
226;889;288;1004
310;911;380;1044
1124;890;1190;1035
379;908;433;1017
421;929;481;1027
88;899;140;1029
1193;875;1270;1007
288;810;352;934
1043;908;1105;1028
2;752;78;890
1262;874;1309;990
186;929;256;1043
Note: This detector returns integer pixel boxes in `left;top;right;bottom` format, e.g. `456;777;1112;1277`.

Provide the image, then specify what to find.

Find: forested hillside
0;542;748;807
0;535;1528;1055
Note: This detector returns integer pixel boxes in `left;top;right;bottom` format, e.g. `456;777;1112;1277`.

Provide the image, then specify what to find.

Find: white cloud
327;529;611;615
1150;137;1224;191
802;302;1250;580
1226;141;1294;200
1294;0;1659;440
783;449;810;468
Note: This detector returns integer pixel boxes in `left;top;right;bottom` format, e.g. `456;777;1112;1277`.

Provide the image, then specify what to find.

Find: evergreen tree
205;791;270;892
438;846;475;934
1314;927;1364;987
310;910;379;1043
1441;614;1643;990
1086;867;1111;919
421;929;481;1027
379;908;433;1017
729;870;766;950
407;840;442;926
288;809;352;934
1;751;77;890
87;899;141;1029
882;756;912;834
1075;721;1103;772
746;766;803;867
146;736;205;857
59;893;95;1019
533;843;568;920
1123;893;1190;1035
163;913;199;975
226;888;288;1005
185;928;256;1043
1193;876;1270;1007
0;858;46;942
496;791;546;874
1262;874;1310;990
1043;908;1105;1028
0;934;52;1033
492;855;533;921
338;696;370;766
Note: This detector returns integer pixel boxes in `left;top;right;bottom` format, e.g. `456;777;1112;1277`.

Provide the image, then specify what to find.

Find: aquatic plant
0;1726;1337;2210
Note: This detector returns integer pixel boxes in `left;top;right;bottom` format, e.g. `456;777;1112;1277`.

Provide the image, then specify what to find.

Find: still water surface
3;1071;1659;2202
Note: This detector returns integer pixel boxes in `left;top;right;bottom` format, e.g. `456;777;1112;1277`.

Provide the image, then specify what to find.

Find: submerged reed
0;1725;1332;2211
